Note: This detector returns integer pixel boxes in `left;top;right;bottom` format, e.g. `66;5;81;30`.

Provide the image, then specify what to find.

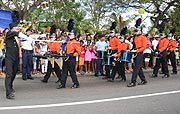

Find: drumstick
34;40;64;43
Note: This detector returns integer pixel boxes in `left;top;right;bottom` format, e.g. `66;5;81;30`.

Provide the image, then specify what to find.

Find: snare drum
121;50;132;62
104;55;112;65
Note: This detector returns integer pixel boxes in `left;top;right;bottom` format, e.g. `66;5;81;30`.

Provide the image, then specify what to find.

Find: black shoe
94;73;98;77
120;78;126;82
107;78;114;82
6;93;15;99
150;74;157;78
171;72;177;75
41;79;48;83
22;78;27;81
127;82;136;87
138;80;147;85
102;77;108;79
56;84;65;89
71;84;80;89
27;76;34;80
116;76;121;79
101;73;105;76
55;80;61;83
162;74;170;78
159;72;164;74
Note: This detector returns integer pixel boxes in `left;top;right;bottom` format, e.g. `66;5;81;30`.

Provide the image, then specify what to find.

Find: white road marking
1;90;180;111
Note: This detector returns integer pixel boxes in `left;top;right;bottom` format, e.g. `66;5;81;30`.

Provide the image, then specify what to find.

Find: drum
104;55;112;65
96;51;107;59
121;50;132;62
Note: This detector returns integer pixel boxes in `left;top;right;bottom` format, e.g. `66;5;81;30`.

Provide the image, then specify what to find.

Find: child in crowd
91;41;97;73
85;40;92;73
32;41;40;74
75;55;79;73
175;48;179;66
79;40;85;75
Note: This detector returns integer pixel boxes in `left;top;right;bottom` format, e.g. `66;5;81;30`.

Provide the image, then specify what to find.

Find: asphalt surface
0;68;180;114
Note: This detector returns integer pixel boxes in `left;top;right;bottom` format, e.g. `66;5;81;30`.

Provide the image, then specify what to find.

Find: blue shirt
95;40;108;51
60;36;68;53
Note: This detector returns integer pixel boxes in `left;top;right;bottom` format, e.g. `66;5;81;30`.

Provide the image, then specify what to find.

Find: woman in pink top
85;40;92;73
144;34;152;69
91;41;97;73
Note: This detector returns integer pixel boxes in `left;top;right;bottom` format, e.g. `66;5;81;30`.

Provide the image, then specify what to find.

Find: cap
110;30;115;33
134;27;141;32
49;34;56;38
154;35;160;38
69;32;74;35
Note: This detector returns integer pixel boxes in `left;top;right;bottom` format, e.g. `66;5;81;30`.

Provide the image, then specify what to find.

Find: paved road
0;69;180;114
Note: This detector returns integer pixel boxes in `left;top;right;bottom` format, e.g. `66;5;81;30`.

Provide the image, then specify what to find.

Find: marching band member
127;28;147;87
151;32;170;78
106;30;121;80
94;33;108;77
108;35;127;82
57;32;81;89
41;35;62;83
118;36;128;81
167;35;177;74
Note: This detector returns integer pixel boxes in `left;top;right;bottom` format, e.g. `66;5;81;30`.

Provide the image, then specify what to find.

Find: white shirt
40;42;48;55
21;35;34;50
152;39;159;50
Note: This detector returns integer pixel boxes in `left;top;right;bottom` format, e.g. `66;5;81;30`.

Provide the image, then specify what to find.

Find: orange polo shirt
48;42;61;54
120;42;128;51
134;35;147;53
168;40;176;52
109;37;120;50
158;38;169;53
66;39;81;55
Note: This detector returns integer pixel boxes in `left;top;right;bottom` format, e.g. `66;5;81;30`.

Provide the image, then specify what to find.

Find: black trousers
168;51;177;73
5;57;19;96
153;51;169;75
110;61;126;80
61;57;79;86
43;61;62;81
131;53;146;83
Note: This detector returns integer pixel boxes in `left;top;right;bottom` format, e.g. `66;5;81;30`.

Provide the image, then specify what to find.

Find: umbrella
0;10;12;29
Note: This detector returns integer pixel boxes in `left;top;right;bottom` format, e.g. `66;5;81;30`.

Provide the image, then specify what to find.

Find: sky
121;9;153;34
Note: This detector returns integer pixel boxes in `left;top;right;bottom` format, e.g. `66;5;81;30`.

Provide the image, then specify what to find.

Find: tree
0;0;43;20
107;0;180;32
80;0;111;32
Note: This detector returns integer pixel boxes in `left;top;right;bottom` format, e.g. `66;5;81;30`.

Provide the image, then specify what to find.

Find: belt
22;49;33;53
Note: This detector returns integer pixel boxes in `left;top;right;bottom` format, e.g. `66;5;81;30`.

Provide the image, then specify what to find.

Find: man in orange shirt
105;30;121;81
57;32;81;89
151;32;170;78
127;28;147;87
167;35;177;74
41;35;62;83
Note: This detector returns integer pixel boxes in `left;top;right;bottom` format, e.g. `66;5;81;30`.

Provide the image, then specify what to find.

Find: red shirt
48;42;60;54
134;35;147;53
109;37;121;50
66;39;81;54
120;42;128;51
79;47;85;58
168;40;176;52
158;38;169;53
